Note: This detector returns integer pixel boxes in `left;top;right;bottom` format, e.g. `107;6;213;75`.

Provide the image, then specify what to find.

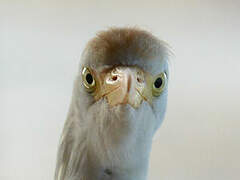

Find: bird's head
73;27;169;141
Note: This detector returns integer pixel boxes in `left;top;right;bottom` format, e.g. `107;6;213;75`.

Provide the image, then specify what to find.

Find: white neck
86;116;153;180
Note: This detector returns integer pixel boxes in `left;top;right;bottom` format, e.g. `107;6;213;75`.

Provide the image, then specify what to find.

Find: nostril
137;77;143;83
112;76;118;81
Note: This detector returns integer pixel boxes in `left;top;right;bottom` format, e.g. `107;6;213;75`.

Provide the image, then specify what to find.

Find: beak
94;66;153;108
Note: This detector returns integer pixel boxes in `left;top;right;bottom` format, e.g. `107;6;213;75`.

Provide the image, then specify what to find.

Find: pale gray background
1;0;240;180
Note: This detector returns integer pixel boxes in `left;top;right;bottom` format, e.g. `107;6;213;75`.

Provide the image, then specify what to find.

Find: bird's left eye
81;67;96;93
152;72;167;96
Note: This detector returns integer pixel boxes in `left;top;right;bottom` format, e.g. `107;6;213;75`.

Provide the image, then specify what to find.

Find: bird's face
81;65;167;109
76;63;168;140
74;28;169;140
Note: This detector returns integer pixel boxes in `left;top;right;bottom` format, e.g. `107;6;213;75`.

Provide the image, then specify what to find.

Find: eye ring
152;72;167;96
81;67;96;93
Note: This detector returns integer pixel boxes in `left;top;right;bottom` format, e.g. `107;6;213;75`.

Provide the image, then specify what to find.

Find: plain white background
1;0;240;180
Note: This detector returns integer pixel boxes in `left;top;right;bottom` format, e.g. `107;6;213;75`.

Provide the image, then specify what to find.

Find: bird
54;27;170;180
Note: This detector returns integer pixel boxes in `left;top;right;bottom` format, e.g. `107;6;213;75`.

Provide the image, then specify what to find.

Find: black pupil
154;77;162;88
86;73;93;84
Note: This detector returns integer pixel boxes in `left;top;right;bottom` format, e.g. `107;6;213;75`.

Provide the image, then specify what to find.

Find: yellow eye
152;72;167;96
81;67;96;93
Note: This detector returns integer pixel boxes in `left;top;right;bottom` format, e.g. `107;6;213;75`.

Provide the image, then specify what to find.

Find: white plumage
55;27;169;180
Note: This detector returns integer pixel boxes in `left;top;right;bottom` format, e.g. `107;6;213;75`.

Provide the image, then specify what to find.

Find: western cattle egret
55;27;170;180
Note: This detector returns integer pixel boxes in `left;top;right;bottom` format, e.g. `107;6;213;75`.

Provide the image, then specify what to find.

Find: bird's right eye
81;67;96;93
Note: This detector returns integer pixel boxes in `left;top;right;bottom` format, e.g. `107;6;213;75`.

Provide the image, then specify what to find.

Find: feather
55;27;169;180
